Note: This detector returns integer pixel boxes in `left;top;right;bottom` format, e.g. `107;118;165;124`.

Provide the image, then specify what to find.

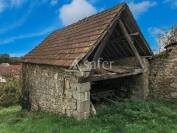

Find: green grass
0;99;177;133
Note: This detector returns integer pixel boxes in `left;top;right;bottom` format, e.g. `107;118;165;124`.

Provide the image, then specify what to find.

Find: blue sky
0;0;177;57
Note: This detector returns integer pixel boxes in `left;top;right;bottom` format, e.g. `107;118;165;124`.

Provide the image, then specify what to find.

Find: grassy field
0;99;177;133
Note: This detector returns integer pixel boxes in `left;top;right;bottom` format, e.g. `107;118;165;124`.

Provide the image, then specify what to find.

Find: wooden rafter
93;21;119;61
118;19;145;69
111;31;127;57
81;5;128;62
121;17;145;55
125;8;153;55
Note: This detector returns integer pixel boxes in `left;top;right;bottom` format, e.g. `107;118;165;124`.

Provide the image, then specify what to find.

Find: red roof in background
0;64;21;75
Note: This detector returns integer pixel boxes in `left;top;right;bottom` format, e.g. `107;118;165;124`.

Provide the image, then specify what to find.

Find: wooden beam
79;68;143;82
118;19;144;69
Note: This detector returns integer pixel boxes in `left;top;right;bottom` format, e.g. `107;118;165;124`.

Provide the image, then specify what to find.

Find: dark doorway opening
91;76;134;108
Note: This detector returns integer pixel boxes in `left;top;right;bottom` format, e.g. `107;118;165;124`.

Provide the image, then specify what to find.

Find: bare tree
159;26;177;50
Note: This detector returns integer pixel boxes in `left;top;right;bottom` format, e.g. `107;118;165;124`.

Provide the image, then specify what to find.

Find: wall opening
90;76;134;109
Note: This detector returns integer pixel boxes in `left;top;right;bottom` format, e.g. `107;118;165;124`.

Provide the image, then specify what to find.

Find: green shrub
0;80;21;107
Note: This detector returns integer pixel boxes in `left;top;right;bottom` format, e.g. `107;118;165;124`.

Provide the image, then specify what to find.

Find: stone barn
22;3;153;119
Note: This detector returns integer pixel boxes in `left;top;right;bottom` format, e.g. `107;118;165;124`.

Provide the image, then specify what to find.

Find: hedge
0;80;21;107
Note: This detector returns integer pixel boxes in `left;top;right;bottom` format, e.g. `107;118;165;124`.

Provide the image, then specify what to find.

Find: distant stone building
22;3;152;119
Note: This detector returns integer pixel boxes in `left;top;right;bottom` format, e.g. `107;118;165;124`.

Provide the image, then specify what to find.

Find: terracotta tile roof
22;3;127;67
0;64;21;75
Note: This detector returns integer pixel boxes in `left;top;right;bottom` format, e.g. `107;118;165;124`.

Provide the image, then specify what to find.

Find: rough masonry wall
22;63;91;119
131;58;150;100
150;45;177;100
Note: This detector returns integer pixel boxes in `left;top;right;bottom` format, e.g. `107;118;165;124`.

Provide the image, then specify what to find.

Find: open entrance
90;76;136;109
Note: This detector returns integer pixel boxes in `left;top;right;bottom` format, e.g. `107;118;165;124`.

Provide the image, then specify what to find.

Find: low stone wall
22;63;91;119
150;45;177;100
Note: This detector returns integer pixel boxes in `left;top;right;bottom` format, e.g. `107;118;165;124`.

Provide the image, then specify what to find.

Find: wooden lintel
79;68;143;83
118;19;145;69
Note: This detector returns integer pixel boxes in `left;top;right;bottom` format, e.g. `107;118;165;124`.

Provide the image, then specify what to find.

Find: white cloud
163;0;177;8
0;3;34;34
10;0;25;8
59;0;97;26
10;52;26;57
0;0;58;34
0;0;26;13
0;0;6;13
128;1;157;17
148;27;167;51
148;27;166;37
0;26;56;45
88;0;101;4
50;0;58;6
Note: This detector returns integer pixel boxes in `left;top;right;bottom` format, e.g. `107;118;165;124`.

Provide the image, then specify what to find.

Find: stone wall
150;44;177;100
22;63;91;119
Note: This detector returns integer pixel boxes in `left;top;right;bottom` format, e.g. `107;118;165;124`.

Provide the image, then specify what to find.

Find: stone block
65;79;70;90
64;99;77;110
65;90;73;98
73;111;90;120
170;83;177;88
77;100;90;112
77;112;90;120
170;92;177;98
79;92;90;102
66;109;73;117
77;82;90;93
73;91;90;101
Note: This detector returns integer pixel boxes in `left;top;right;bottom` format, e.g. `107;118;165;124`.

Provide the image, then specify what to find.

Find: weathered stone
73;111;90;120
77;82;90;93
170;92;177;98
149;44;177;100
79;92;90;102
170;83;177;88
22;64;91;119
77;100;90;113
